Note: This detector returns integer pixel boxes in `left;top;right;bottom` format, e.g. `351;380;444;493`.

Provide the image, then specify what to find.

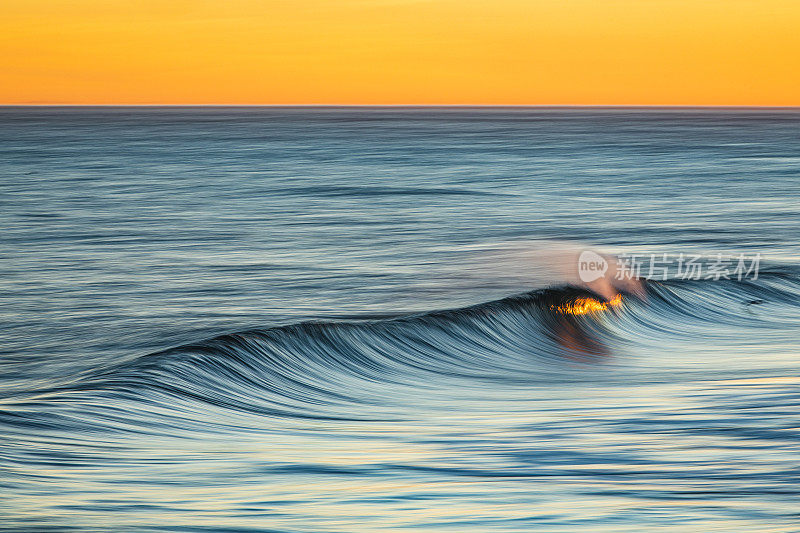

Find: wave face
3;107;800;531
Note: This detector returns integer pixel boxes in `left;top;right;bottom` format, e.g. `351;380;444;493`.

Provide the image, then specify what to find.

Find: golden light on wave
553;294;623;316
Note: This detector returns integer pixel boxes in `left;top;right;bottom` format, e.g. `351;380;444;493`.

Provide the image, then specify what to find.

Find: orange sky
2;0;799;105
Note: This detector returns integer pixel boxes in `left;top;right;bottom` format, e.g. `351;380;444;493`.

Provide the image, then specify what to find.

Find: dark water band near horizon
1;107;800;532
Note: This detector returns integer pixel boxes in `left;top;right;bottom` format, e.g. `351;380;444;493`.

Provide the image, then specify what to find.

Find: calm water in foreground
1;107;800;531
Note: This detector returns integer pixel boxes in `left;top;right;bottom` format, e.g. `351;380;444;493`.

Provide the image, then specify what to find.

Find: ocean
1;106;800;531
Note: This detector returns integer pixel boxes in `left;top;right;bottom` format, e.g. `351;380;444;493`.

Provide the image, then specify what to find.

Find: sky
2;0;799;105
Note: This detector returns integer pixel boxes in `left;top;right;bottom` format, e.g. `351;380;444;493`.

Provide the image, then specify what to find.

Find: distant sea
2;107;800;531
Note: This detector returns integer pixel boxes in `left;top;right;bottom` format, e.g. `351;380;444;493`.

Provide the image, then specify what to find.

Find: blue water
1;107;800;531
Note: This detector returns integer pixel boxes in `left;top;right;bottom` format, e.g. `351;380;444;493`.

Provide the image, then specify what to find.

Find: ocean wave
2;269;799;439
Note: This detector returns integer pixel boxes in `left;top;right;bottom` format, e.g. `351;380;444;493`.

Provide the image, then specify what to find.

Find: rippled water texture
1;107;800;531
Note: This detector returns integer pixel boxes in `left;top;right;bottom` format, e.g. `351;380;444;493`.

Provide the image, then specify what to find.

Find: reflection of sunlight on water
547;294;624;358
552;294;623;316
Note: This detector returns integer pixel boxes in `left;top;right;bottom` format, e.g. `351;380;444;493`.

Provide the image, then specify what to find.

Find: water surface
1;107;800;531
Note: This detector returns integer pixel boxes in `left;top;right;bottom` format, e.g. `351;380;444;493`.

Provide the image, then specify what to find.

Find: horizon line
2;104;800;109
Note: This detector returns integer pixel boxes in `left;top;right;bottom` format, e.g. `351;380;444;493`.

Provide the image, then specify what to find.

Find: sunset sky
2;0;799;105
